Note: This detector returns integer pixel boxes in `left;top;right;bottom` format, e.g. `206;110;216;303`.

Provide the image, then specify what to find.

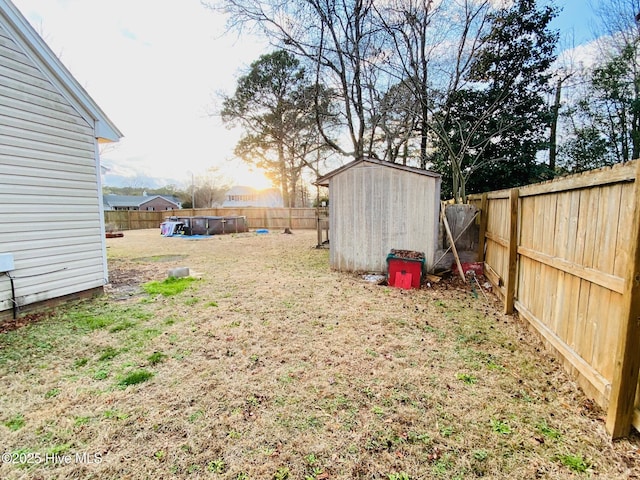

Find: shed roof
315;157;440;187
0;0;123;142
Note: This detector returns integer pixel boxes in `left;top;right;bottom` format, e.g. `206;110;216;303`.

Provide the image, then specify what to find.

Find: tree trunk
549;77;562;171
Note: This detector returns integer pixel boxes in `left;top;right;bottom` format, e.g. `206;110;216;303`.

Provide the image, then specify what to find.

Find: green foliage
98;347;120;362
65;303;152;332
44;388;60;399
537;419;561;440
93;369;109;380
432;454;453;476
47;443;71;455
103;410;129;420
473;450;488;461
273;466;290;480
188;410;204;423
388;472;411;480
147;352;167;365
117;369;154;387
74;357;89;367
74;416;91;426
207;459;226;473
456;373;477;385
440;425;454;437
556;453;590;473
490;418;512;435
406;431;430;445
4;414;25;431
110;320;136;333
142;277;196;296
560;42;640;173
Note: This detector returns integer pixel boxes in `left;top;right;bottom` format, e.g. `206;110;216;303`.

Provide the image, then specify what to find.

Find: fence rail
104;207;321;231
469;160;640;438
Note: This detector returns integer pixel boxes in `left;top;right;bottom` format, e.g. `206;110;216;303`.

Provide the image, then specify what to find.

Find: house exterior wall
0;22;106;315
139;197;178;211
328;162;441;273
223;186;284;208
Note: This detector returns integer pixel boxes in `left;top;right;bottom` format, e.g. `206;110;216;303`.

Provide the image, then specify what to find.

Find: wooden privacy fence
104;207;320;231
469;160;640;438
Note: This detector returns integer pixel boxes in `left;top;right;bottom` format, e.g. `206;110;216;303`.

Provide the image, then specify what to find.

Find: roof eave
0;0;123;142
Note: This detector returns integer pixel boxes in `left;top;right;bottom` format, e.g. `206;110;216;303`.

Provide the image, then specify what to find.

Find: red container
387;257;423;289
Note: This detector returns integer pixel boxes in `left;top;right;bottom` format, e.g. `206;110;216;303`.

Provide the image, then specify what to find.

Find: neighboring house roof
222;186;284;208
103;194;181;209
139;194;181;207
316;157;441;187
0;0;123;142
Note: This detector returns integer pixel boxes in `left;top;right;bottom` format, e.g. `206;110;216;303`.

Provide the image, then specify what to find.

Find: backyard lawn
0;229;639;479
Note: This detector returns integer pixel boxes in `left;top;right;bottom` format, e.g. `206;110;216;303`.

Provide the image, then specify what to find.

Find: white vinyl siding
0;23;105;314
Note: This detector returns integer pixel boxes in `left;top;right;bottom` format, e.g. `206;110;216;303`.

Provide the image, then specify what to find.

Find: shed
0;0;123;319
316;158;441;274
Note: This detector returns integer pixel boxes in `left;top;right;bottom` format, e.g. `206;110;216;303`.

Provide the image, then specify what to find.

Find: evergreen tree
221;51;332;206
430;0;557;200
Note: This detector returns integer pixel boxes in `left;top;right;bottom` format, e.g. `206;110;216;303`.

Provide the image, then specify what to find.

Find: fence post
606;162;640;438
478;193;488;263
504;189;519;314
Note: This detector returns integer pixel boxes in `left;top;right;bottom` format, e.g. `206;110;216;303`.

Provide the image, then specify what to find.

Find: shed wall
0;23;105;314
329;162;440;273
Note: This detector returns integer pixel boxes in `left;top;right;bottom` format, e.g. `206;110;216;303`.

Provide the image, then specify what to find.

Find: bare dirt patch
0;229;639;479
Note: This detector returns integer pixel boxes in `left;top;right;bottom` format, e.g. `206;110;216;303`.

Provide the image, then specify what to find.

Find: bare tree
208;0;556;202
374;79;421;164
372;0;447;168
590;0;640;162
194;167;231;207
548;69;576;171
205;0;388;160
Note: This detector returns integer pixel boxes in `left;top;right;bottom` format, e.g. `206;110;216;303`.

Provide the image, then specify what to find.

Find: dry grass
0;229;639;479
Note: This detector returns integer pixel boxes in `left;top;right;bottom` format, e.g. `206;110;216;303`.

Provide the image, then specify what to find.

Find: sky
552;0;601;47
10;0;603;190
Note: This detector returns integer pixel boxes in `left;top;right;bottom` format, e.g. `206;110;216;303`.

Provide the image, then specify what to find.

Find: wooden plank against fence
607;162;640;438
504;189;519;314
478;193;488;263
441;202;466;282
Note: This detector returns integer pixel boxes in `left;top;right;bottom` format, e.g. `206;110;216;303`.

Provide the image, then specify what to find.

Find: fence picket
469;160;640;438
